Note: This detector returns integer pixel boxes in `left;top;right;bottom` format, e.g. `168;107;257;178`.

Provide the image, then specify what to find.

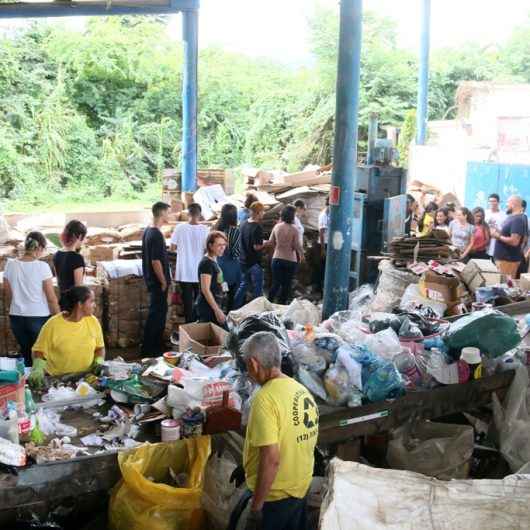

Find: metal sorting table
317;371;514;445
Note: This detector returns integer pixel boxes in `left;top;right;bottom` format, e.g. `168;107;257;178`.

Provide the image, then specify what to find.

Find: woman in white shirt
4;232;60;365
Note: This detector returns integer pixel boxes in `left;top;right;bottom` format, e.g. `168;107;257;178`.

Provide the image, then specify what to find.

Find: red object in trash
203;391;242;435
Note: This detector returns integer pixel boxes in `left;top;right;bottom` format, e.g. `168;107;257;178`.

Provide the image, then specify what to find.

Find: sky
176;0;529;63
1;0;528;64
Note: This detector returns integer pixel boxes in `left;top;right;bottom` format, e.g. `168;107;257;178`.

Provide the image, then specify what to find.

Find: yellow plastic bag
109;436;211;530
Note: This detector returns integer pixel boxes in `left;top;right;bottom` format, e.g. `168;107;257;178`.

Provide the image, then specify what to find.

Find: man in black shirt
234;201;267;309
141;202;171;356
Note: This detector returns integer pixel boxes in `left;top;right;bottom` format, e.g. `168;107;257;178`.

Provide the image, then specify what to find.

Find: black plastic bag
367;312;402;334
226;312;298;376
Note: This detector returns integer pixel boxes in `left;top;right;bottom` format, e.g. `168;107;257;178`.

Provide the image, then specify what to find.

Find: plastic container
461;347;481;364
161;419;181;442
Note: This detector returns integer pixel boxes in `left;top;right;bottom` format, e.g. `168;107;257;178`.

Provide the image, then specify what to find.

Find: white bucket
161;419;181;442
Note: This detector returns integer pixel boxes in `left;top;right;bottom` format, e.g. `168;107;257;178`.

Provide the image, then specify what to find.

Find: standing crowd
406;192;529;277
142;196;307;356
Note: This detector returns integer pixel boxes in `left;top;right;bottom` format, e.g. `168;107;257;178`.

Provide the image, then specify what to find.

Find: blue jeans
234;263;264;309
228;491;308;530
269;258;298;305
10;315;49;366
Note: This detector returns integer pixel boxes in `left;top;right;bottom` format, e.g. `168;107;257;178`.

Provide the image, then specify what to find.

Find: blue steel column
322;0;363;319
181;8;198;192
415;0;431;145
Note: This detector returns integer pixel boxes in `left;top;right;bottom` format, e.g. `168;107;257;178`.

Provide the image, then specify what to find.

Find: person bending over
240;332;318;530
29;286;105;387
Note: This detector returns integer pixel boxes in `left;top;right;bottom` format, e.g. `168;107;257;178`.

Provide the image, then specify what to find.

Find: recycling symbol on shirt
303;396;318;429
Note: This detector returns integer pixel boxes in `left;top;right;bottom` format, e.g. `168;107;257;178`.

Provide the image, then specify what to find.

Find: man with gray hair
241;331;318;530
491;195;528;277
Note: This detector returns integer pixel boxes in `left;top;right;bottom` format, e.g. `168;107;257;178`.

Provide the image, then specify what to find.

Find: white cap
461;347;481;364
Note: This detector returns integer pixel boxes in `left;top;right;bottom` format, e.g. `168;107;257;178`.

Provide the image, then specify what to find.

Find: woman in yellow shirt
29;286;105;387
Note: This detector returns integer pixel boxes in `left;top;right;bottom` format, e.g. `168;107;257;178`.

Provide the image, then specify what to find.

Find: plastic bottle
16;358;25;378
25;385;37;416
6;401;19;445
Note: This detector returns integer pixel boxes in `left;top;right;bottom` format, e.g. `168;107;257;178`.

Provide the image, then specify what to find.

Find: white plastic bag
493;366;530;472
202;449;246;530
0;437;26;466
371;260;419;312
167;379;241;417
283;299;321;327
335;347;363;390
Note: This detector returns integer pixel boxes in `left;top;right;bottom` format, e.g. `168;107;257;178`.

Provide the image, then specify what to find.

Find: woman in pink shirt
268;205;304;304
468;207;491;261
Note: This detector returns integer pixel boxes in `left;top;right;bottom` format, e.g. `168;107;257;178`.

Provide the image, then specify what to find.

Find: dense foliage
0;9;528;209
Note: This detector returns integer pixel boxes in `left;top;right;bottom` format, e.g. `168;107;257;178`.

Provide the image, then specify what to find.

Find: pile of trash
0;286;527;471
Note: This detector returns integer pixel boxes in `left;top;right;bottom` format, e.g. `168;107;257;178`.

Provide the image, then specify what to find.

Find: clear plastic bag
291;342;327;374
363;328;402;360
348;284;375;312
492;366;530;472
323;365;353;407
299;367;328;401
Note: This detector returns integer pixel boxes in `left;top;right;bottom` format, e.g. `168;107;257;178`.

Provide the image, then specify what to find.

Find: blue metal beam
181;7;198;192
322;0;363;320
0;0;198;19
415;0;431;145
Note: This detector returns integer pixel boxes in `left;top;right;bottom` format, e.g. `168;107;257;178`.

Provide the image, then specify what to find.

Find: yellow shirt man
32;313;105;375
243;377;319;501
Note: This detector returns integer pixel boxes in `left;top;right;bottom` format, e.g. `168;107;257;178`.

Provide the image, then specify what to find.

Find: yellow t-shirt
32;313;105;376
243;377;319;501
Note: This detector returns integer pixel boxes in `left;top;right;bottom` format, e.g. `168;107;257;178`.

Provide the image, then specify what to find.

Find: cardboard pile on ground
85;227;122;246
118;224;145;242
276;185;330;232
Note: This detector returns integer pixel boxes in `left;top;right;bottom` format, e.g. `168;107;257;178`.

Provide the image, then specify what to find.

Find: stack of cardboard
100;272;149;349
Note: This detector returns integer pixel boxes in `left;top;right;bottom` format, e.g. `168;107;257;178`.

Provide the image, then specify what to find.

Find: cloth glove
244;509;263;530
28;358;47;389
229;465;246;488
92;356;105;374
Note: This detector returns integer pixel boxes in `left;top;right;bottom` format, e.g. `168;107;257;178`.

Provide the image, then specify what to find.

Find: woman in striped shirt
215;204;242;312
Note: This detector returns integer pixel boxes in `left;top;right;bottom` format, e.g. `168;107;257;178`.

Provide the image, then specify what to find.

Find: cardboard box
461;259;499;286
468;271;502;293
423;271;460;305
179;323;228;357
